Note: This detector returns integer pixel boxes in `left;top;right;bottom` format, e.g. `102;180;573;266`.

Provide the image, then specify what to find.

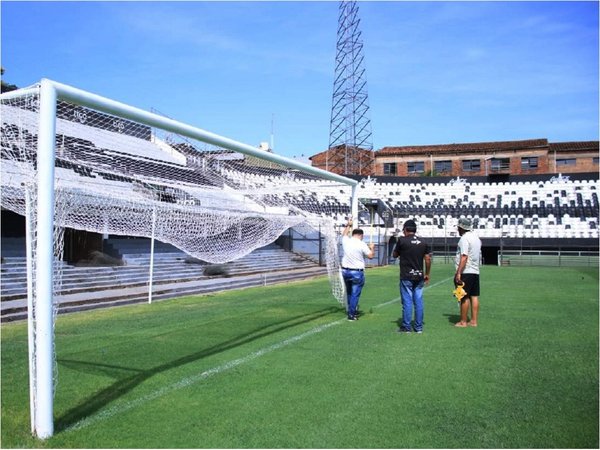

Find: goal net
0;80;357;438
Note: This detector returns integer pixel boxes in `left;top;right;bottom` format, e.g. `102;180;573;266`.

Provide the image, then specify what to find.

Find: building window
594;157;599;165
462;159;480;172
383;162;397;175
407;161;424;173
521;156;538;170
434;160;452;173
556;158;576;166
490;157;510;171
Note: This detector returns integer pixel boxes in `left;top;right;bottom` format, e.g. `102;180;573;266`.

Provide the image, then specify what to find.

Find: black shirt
393;234;431;280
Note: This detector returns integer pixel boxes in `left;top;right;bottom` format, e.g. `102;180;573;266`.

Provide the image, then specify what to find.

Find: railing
280;227;323;265
499;250;599;267
284;225;391;267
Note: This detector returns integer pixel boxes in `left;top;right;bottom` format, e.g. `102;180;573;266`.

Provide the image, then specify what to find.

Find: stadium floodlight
1;78;359;439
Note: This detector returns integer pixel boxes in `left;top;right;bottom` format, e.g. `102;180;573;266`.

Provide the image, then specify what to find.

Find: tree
421;169;440;177
1;67;18;93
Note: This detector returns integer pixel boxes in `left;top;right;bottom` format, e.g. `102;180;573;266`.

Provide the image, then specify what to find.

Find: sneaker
415;330;423;334
347;315;358;321
397;328;411;333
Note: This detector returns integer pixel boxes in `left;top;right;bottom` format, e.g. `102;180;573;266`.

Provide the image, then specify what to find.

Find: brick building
310;145;374;176
311;138;599;178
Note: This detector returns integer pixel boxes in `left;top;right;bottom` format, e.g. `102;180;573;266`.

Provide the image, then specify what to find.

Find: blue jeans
342;269;365;317
399;279;425;332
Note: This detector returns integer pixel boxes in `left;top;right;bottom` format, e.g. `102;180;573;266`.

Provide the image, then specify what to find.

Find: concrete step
1;247;322;317
1;257;315;288
1;266;328;322
1;262;318;301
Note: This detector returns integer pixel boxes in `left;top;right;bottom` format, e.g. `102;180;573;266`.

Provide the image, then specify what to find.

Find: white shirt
341;235;371;269
455;231;482;274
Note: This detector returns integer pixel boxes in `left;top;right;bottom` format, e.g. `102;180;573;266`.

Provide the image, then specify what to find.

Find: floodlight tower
327;0;374;176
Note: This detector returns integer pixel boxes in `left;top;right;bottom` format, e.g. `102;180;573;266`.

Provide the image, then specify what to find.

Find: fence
499;250;599;267
282;226;391;267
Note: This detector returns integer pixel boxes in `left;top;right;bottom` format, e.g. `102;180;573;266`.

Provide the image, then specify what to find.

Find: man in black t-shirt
392;219;432;333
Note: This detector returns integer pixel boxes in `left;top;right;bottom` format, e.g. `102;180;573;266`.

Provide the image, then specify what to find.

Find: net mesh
1;85;355;419
1;86;354;296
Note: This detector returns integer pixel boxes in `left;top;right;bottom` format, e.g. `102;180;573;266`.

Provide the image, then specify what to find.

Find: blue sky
2;1;598;161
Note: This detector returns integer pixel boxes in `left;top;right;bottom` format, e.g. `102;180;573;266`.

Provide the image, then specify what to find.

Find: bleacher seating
0;238;325;322
3;103;598;322
195;172;598;240
352;176;599;239
2;172;598;321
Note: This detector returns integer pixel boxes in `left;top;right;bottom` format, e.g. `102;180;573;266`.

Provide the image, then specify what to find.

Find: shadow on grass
443;313;461;324
55;305;342;432
390;313;462;329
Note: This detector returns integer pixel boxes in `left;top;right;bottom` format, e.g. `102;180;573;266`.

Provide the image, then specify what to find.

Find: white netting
1;86;354;304
2;85;357;433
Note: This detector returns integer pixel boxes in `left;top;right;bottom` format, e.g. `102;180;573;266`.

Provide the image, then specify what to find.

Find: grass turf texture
1;263;598;448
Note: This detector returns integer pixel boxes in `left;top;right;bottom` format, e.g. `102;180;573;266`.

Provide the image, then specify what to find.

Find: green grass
2;263;598;448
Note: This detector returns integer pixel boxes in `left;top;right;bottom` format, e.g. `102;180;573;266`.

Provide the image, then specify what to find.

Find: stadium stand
2;171;597;319
3;98;597;318
353;176;599;239
0;238;325;322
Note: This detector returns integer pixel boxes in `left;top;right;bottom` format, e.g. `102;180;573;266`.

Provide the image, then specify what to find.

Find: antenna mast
327;0;373;176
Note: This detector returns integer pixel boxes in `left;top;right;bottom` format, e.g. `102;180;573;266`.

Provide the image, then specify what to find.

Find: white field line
65;321;343;432
65;276;452;433
375;276;452;308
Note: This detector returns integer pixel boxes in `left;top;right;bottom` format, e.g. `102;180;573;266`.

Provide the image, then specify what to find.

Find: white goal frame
2;78;359;439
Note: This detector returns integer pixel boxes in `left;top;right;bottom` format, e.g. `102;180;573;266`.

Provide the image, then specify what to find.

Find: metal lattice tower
327;0;374;176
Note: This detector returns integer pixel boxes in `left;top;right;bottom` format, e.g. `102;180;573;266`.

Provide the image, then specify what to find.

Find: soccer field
1;263;598;448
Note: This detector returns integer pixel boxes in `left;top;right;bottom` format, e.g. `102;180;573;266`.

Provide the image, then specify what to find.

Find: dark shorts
461;273;480;298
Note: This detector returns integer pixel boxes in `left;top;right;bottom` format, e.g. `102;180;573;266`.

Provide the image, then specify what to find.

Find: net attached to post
2;83;355;436
4;84;362;307
1;85;354;302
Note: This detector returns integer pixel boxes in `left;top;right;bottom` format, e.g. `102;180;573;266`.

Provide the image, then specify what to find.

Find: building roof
309;144;373;160
548;141;600;152
308;138;598;163
377;138;549;156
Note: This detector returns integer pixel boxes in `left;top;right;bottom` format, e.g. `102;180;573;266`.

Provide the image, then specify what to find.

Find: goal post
33;80;58;439
1;78;359;439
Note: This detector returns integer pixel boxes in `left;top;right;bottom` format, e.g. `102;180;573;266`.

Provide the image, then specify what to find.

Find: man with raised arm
341;217;375;321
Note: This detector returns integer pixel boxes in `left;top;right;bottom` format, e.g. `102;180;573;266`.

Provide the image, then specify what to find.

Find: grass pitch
1;262;598;448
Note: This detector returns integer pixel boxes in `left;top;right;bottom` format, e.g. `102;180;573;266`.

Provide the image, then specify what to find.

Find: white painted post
148;207;156;304
25;188;35;433
351;184;359;221
34;79;57;439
